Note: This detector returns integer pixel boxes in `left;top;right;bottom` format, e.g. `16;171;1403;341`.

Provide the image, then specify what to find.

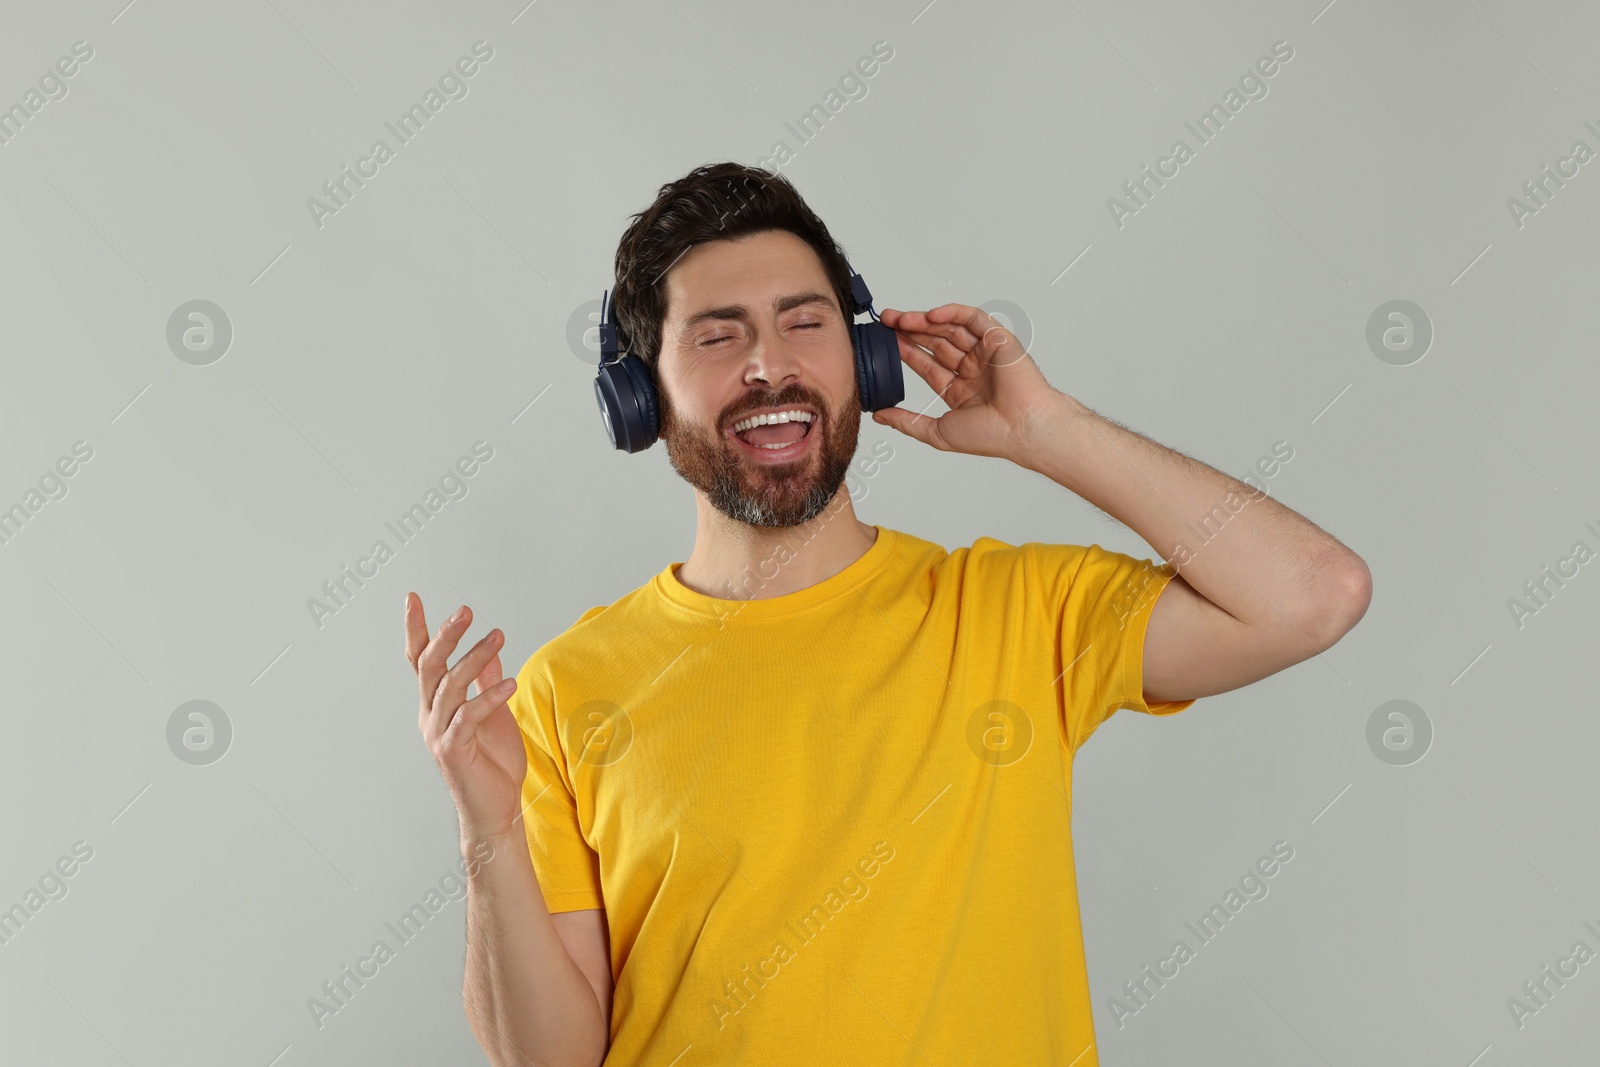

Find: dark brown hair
610;162;855;376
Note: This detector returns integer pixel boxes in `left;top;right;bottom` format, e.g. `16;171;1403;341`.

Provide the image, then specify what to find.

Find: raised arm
872;303;1372;705
1018;398;1371;703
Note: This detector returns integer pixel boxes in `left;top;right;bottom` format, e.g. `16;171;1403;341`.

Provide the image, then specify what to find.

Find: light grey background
2;0;1596;1063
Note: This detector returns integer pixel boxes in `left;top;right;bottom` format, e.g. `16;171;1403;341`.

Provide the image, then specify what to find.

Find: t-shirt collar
652;525;897;620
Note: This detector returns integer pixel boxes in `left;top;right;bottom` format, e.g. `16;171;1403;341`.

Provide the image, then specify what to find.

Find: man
405;162;1371;1066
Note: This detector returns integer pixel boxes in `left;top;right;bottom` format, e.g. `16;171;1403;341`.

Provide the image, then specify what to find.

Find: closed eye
700;321;822;345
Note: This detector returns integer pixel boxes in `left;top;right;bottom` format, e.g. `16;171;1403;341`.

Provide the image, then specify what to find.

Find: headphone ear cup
624;355;660;447
852;320;905;412
594;354;659;453
853;323;872;412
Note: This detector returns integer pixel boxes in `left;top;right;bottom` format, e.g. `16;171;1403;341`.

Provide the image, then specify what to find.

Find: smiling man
652;241;863;536
406;162;1372;1067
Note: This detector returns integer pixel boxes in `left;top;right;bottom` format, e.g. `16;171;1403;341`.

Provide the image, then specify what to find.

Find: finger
435;675;519;749
432;627;507;723
894;327;970;374
978;325;1027;368
917;310;1021;370
871;405;946;450
404;593;429;671
883;307;958;345
417;604;473;709
888;305;984;351
472;651;504;701
924;303;995;347
885;312;980;369
895;334;959;394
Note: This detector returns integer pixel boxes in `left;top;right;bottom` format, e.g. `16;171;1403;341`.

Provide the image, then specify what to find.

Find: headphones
593;266;905;453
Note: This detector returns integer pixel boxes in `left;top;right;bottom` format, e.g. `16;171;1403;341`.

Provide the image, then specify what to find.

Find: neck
675;488;878;601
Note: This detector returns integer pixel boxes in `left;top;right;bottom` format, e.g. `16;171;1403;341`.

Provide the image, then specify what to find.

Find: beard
658;380;861;528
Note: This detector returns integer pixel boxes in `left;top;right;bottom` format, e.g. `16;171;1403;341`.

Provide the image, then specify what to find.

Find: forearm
1014;391;1363;634
461;831;607;1067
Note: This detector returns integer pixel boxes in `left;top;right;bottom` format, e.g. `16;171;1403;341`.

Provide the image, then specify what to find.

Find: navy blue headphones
593;266;905;453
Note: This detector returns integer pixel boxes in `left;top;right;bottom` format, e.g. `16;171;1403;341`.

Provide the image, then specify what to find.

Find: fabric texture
506;524;1194;1065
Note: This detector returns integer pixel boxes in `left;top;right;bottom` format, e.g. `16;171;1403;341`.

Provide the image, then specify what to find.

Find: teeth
731;409;813;434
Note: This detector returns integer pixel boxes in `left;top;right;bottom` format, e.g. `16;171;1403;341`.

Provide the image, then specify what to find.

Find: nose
745;331;802;390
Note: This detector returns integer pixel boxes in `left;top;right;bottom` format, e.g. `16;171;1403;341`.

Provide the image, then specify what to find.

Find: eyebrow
675;291;836;339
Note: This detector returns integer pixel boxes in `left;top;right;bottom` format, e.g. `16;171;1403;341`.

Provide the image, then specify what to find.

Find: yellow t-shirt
507;524;1194;1065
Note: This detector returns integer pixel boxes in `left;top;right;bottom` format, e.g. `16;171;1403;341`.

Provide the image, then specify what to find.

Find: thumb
872;407;941;449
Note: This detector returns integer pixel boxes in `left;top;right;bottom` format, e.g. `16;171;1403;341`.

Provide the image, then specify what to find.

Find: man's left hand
874;303;1064;461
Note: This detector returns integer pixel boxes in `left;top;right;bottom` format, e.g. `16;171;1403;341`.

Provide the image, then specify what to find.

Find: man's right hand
405;594;528;843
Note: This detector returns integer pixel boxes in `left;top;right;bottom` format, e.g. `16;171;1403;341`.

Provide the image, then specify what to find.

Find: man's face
654;229;862;528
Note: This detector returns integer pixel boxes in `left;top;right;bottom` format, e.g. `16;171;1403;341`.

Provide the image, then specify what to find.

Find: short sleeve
506;658;605;913
1029;542;1196;753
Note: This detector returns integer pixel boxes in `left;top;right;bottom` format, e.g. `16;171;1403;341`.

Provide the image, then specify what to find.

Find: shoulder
507;581;650;690
932;532;1096;582
932;536;1168;610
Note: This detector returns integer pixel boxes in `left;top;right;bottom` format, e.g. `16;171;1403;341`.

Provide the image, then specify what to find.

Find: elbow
1308;551;1372;649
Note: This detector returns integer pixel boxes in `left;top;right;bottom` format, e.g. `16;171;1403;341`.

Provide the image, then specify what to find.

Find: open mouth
728;414;816;462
